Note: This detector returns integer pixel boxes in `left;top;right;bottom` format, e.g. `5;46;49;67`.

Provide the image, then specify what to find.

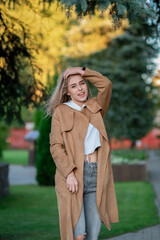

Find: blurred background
0;1;160;240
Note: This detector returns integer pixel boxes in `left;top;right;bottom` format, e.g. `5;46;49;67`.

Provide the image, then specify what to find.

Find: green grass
111;149;147;162
0;182;159;240
1;149;148;166
2;149;28;165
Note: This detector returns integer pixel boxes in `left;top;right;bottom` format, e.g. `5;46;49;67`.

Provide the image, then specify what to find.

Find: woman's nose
78;85;83;90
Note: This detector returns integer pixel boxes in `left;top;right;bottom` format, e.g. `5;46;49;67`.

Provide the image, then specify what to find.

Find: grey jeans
73;161;102;240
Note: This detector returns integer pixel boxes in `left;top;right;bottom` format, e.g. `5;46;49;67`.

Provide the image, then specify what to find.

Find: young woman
47;67;119;240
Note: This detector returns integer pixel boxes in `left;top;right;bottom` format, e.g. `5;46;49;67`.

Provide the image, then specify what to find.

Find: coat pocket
55;169;71;198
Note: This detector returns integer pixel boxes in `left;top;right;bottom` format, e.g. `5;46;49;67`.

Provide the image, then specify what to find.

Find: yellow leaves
2;1;129;85
63;10;128;58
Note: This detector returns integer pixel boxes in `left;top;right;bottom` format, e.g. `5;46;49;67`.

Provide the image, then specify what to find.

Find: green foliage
9;106;35;128
112;149;147;161
111;149;147;164
0;3;47;124
103;23;158;145
0;121;10;160
55;0;157;27
35;114;56;185
33;109;44;130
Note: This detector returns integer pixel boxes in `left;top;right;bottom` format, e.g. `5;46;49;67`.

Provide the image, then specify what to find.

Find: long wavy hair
44;71;92;117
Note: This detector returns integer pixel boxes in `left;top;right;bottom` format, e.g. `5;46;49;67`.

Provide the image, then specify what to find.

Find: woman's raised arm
83;67;112;118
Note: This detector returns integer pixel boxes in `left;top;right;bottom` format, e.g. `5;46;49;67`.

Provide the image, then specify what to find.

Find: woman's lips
78;92;85;97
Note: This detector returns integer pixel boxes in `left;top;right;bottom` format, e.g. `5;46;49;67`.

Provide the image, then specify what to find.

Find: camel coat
49;67;119;240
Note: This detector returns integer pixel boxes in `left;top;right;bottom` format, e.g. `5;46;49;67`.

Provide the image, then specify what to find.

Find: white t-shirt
63;100;101;155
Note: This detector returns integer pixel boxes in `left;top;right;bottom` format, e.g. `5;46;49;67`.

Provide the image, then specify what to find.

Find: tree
1;0;127;124
7;1;127;81
105;23;158;147
0;3;47;124
38;0;157;29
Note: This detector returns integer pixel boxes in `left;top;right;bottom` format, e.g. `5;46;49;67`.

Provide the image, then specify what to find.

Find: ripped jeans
73;161;102;240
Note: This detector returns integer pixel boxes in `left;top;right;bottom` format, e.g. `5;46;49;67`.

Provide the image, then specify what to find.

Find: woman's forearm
83;67;112;117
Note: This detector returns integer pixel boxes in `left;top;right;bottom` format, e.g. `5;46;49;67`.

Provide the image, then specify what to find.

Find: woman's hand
63;67;85;80
66;171;78;194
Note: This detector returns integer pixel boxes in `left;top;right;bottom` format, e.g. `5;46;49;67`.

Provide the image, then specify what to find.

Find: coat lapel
85;98;109;142
85;97;102;113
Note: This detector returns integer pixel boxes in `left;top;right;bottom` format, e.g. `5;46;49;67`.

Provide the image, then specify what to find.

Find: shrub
35;115;56;185
0;121;10;160
33;109;44;130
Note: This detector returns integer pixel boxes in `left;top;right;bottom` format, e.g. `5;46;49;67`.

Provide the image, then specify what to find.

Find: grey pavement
103;224;160;240
105;150;160;240
147;150;160;218
9;164;37;185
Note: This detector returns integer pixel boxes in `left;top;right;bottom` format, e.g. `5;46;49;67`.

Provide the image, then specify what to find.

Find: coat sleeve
49;107;77;178
83;67;112;117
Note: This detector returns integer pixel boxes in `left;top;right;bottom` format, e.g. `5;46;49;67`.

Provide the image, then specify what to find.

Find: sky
153;53;160;72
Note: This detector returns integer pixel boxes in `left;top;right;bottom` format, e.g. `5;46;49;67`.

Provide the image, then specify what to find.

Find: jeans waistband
84;161;98;167
84;161;98;177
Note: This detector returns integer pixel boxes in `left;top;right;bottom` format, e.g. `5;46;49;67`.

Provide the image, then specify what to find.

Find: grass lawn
0;182;159;240
111;149;147;161
1;149;148;166
2;149;28;165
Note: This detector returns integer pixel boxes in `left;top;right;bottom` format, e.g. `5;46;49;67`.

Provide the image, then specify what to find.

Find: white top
63;100;101;155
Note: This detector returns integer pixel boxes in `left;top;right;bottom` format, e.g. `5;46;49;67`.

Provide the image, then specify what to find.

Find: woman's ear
66;93;71;100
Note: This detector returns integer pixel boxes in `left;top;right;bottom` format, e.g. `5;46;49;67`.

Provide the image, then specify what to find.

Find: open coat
49;67;119;240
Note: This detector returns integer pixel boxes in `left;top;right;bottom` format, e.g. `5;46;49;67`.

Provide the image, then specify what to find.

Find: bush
35;115;56;185
0;121;10;160
33;109;44;130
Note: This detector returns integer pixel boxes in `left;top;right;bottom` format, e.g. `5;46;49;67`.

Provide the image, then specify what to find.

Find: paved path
103;224;160;240
9;164;37;185
147;150;160;218
105;150;160;240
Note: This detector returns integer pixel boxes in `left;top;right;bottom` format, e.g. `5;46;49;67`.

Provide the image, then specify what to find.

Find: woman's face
67;74;88;107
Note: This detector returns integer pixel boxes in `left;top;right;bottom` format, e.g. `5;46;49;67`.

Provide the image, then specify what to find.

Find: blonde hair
44;71;92;117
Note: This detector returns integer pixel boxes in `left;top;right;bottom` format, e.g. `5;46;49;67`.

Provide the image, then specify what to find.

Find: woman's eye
71;86;75;88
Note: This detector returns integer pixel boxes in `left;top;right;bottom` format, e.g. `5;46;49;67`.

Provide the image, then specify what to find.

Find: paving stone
104;224;160;240
9;165;37;185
